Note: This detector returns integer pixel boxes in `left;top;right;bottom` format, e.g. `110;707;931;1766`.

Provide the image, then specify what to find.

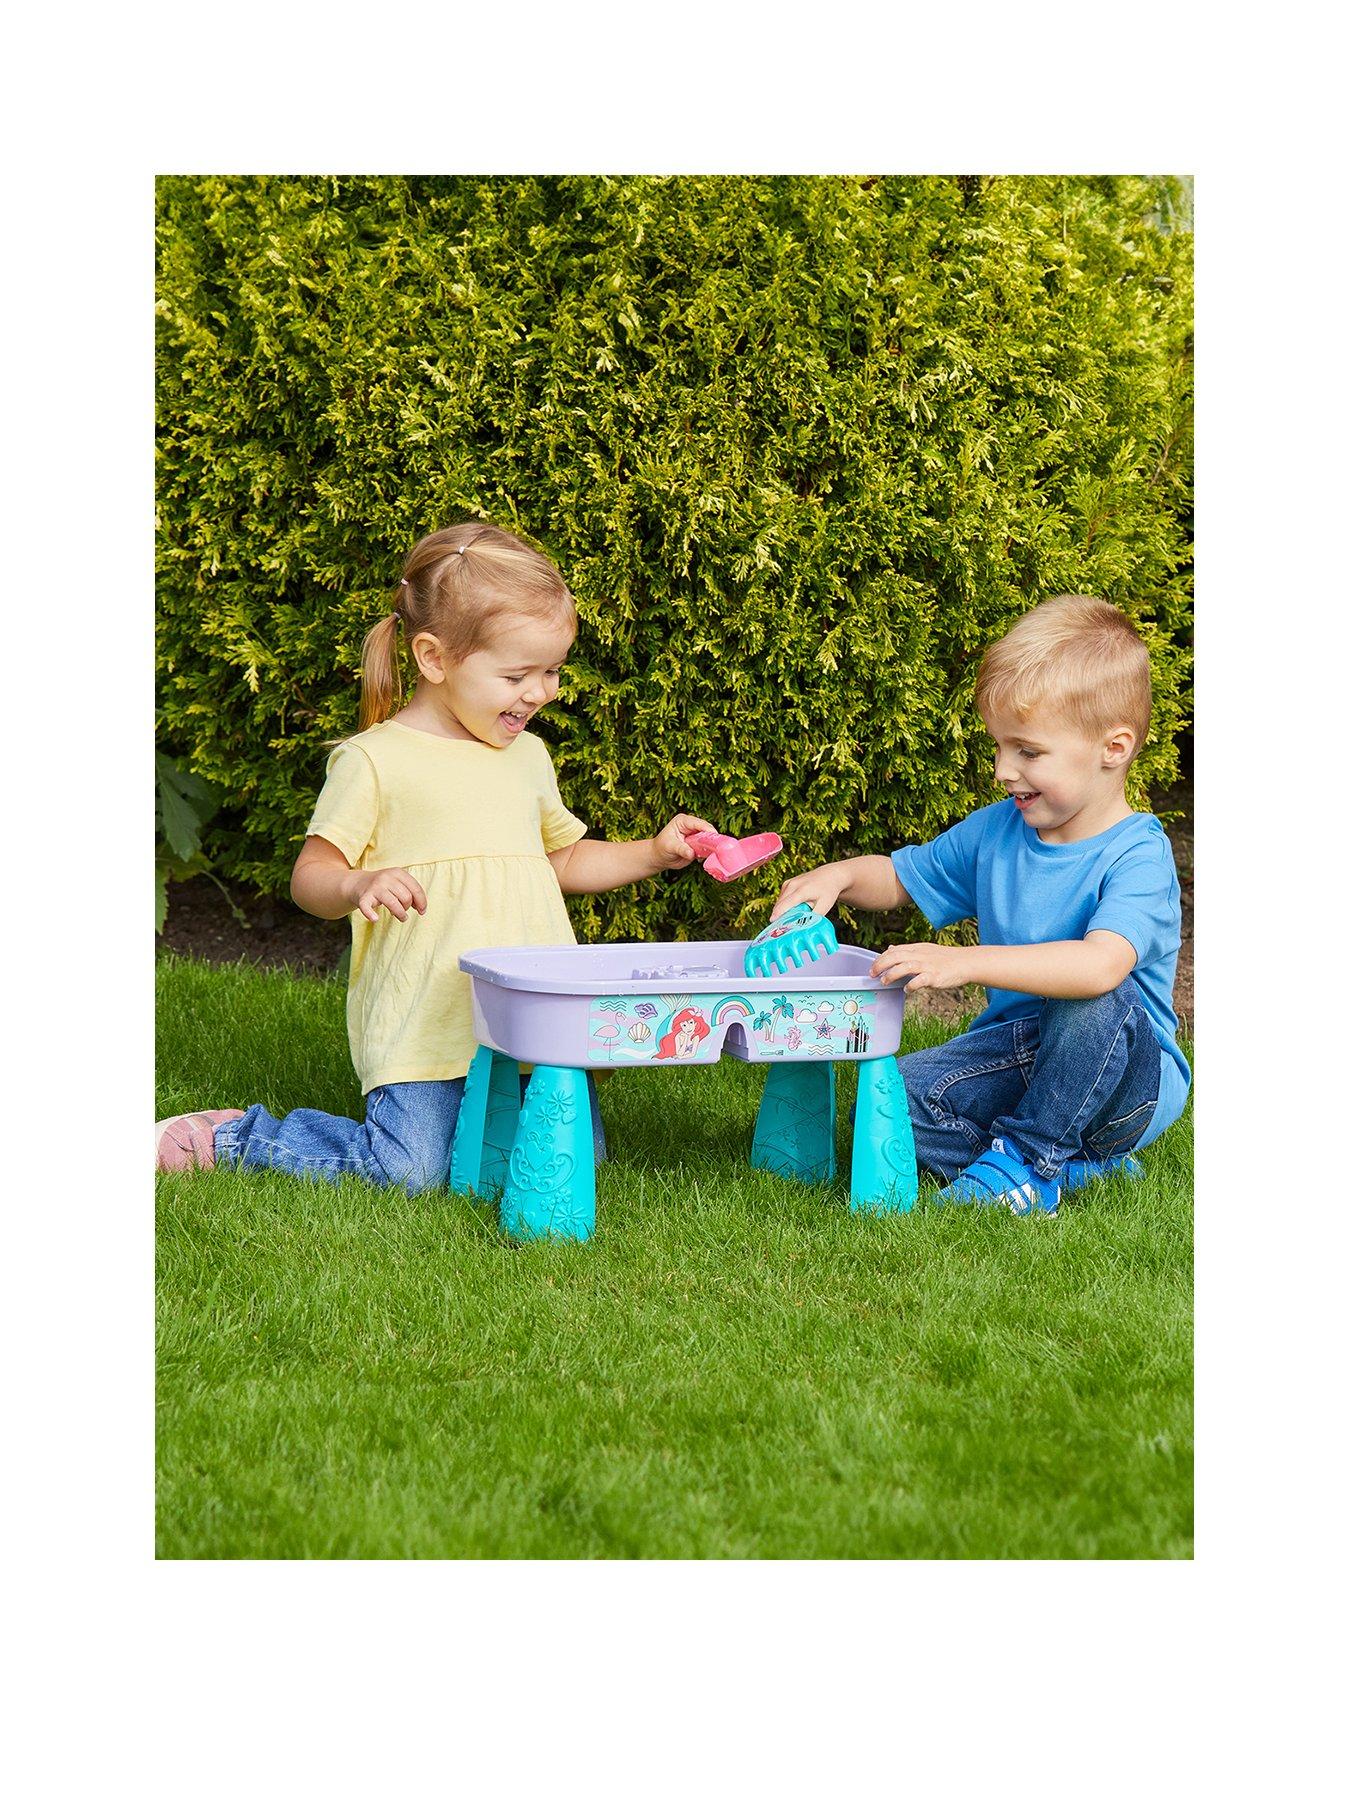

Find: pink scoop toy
684;828;784;882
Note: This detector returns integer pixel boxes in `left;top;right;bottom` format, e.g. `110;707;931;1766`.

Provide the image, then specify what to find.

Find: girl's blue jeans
898;976;1163;1184
214;1071;606;1196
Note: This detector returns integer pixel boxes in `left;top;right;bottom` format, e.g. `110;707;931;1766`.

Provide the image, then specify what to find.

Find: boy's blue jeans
898;976;1162;1184
214;1072;607;1196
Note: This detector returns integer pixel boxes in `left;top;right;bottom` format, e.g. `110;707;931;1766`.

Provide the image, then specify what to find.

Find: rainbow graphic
710;996;754;1028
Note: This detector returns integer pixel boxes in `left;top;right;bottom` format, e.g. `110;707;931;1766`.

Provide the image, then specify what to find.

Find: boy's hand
771;864;848;921
349;866;428;923
652;814;719;870
871;942;977;990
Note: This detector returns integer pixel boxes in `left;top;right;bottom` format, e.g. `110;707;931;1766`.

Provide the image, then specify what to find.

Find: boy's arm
772;855;910;920
876;827;1178;997
872;930;1137;997
548;813;717;895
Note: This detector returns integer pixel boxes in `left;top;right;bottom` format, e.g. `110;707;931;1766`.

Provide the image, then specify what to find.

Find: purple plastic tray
459;940;905;1067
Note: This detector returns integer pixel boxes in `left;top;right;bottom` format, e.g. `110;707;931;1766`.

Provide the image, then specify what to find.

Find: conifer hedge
156;174;1192;944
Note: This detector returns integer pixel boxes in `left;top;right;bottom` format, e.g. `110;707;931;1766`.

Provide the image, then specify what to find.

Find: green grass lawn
156;953;1193;1559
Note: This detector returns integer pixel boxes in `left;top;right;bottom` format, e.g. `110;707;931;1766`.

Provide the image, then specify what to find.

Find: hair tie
457;546;467;556
399;578;410;588
389;611;401;629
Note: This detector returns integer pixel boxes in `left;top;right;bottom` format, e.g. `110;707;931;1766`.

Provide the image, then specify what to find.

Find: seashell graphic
627;1020;652;1043
634;1002;658;1018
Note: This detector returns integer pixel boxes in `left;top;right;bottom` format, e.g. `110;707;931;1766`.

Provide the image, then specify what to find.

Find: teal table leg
850;1055;918;1213
751;1062;836;1184
501;1065;596;1242
448;1045;521;1198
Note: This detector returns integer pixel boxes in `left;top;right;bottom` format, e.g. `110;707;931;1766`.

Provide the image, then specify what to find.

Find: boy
773;594;1189;1214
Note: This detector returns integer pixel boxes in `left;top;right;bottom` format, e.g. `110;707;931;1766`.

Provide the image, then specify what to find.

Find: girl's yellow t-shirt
307;720;586;1093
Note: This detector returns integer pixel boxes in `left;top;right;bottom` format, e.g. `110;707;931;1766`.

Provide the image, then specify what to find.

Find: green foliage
155;751;220;931
156;175;1192;943
156;750;217;862
156;750;250;933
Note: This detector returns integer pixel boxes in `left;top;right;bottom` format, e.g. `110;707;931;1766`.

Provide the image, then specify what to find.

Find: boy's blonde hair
359;522;577;731
975;595;1152;755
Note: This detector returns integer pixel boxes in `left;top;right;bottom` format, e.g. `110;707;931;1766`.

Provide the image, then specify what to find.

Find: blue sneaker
934;1138;1061;1216
1059;1152;1144;1193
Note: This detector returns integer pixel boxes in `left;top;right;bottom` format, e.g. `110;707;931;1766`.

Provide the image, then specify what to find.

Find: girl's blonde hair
975;594;1153;755
358;522;578;731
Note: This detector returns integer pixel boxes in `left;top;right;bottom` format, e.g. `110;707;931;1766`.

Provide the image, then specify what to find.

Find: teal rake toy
743;903;839;978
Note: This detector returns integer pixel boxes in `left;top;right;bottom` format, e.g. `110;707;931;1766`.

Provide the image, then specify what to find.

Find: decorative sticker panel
585;989;879;1065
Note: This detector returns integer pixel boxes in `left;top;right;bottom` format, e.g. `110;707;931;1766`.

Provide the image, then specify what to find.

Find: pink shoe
155;1109;245;1173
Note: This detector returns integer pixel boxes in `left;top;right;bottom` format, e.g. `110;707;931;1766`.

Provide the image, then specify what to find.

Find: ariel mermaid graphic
654;1007;712;1060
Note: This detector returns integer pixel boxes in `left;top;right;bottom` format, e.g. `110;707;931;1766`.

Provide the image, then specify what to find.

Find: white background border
7;2;1342;1792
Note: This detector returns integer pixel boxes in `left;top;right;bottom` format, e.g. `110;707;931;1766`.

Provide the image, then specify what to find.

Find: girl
156;522;716;1191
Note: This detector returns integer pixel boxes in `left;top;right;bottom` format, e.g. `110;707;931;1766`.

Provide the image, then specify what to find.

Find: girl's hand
871;942;977;990
652;813;719;870
771;863;849;921
349;866;428;923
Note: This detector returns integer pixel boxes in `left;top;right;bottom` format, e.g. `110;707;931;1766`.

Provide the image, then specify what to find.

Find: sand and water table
451;937;919;1241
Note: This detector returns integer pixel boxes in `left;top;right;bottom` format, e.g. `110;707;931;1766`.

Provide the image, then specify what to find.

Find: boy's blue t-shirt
892;801;1190;1144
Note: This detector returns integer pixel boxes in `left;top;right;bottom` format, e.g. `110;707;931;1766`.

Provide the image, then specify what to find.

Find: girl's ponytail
358;605;403;731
